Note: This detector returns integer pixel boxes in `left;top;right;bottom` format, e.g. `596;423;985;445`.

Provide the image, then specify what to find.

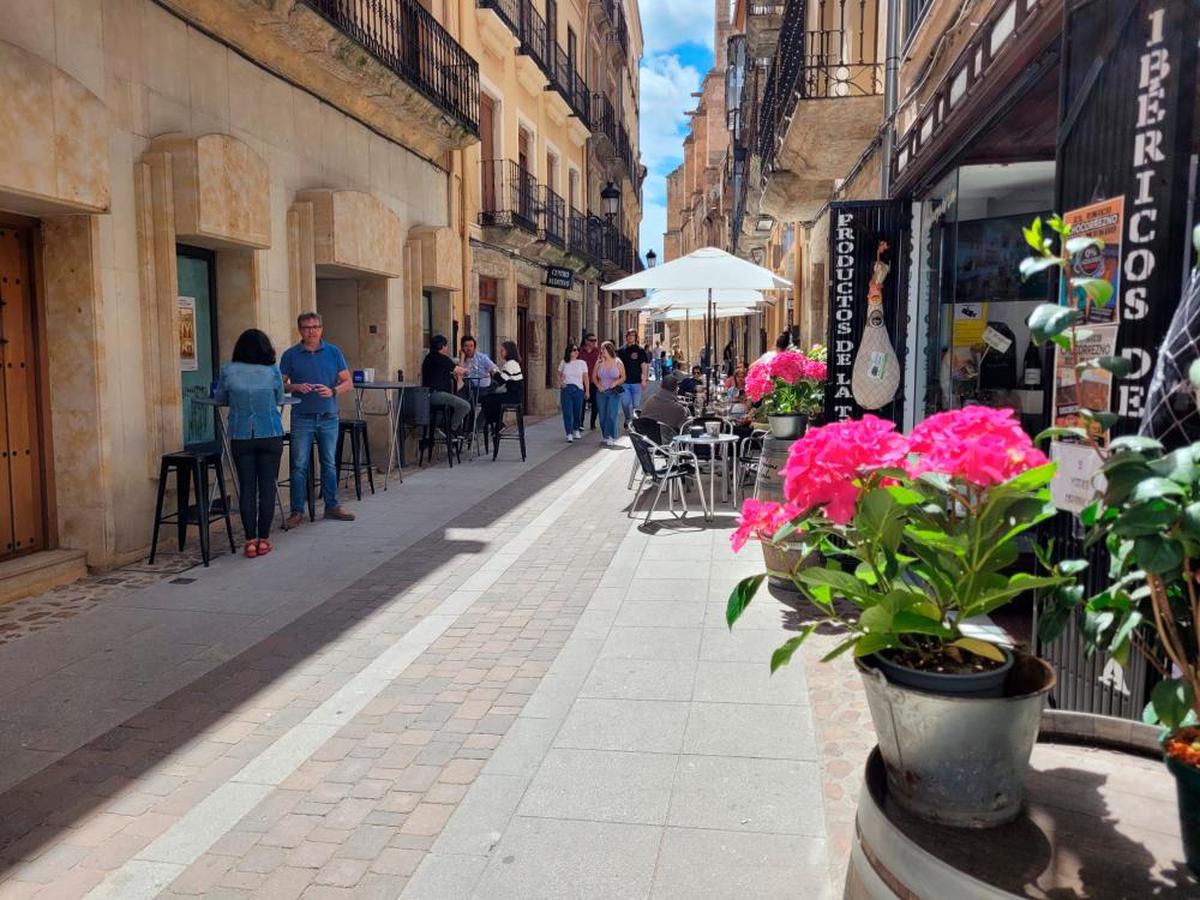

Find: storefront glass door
177;246;217;447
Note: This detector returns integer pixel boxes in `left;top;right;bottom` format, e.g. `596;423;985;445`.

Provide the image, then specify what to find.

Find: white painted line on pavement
86;445;628;900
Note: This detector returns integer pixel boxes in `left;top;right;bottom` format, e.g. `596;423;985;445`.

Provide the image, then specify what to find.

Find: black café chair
628;429;704;525
149;445;236;566
492;401;526;461
336;419;375;499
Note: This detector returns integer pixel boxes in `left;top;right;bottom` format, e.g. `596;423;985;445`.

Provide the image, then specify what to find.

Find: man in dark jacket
640;372;689;432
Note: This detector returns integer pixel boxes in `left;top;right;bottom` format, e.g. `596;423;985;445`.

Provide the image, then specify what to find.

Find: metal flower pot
871;647;1015;699
767;413;808;439
856;652;1055;828
1165;741;1200;876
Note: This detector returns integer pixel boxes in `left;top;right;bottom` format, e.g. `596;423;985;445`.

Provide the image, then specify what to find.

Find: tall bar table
353;382;419;488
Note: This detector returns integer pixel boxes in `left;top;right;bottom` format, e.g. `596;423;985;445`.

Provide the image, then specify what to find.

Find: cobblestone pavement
0;416;869;899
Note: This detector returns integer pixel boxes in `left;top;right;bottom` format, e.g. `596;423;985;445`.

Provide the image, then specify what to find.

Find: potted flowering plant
1026;217;1200;874
727;407;1081;827
745;347;827;438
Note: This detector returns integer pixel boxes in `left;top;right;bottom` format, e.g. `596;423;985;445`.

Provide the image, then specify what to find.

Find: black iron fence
478;159;539;232
757;0;883;175
541;186;566;247
568;207;591;260
303;0;479;135
591;92;637;184
478;0;590;127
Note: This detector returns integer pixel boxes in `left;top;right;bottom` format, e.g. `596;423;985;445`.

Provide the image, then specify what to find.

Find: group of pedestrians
556;329;650;446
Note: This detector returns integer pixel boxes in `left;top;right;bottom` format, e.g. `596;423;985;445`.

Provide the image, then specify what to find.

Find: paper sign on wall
1049;440;1106;514
178;296;198;372
982;325;1013;354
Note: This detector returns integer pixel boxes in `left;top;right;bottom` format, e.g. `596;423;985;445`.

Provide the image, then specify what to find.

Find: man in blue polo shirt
280;312;355;526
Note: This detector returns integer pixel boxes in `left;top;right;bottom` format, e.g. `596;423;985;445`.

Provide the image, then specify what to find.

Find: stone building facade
0;0;473;596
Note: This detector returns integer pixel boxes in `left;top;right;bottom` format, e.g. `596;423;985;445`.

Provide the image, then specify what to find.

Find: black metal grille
479;160;539;233
568;207;592;261
478;0;591;127
541;186;566;247
303;0;479;135
758;0;883;176
591;92;637;185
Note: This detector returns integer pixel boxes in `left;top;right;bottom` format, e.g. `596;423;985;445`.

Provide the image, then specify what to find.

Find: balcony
477;0;591;128
754;0;885;221
598;219;635;276
590;0;629;60
540;186;566;248
479;159;541;250
590;92;638;189
302;0;479;139
745;2;786;59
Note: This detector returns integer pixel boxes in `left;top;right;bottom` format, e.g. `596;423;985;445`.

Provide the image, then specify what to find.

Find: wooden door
480;94;496;213
0;225;46;560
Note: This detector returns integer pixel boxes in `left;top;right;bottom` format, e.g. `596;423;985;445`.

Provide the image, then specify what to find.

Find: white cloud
640;0;717;55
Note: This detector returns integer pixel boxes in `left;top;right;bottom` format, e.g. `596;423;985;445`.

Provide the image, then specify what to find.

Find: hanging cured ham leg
851;241;901;410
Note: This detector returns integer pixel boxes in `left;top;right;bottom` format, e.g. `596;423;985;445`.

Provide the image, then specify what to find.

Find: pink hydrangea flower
780;415;909;524
745;364;774;402
730;498;800;552
907;405;1047;488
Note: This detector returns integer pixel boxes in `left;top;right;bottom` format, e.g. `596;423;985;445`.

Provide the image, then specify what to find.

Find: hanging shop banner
1062;196;1123;323
825;200;910;424
1052;323;1119;438
544;266;573;290
178;296;198;372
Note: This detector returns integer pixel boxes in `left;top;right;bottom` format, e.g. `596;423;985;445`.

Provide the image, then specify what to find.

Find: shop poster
1052;323;1119;438
1063;196;1123;323
947;302;988;381
1049;441;1107;514
178;296;198;372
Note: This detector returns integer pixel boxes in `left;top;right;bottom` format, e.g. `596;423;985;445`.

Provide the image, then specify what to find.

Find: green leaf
1048;214;1071;238
1108;610;1143;661
1022;217;1045;253
1133;535;1183;574
859;606;893;633
1080;409;1119;430
820;635;860;662
1080;609;1115;646
884;485;924;506
1072;277;1115;306
1191;359;1200;390
1130;477;1186;503
1180;502;1200;541
1002;461;1057;492
891;611;952;637
852;633;898;658
1149;678;1197;731
1113;498;1180;538
726;574;764;629
1109;435;1163;455
949;637;1007;663
1050;333;1072;351
1020;255;1062;279
1028;304;1081;343
795;568;871;601
1035;426;1089;444
769;627;816;674
1066;236;1104;255
1093;355;1132;378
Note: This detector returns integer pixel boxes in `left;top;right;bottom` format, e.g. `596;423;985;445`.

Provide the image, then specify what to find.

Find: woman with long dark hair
214;329;284;558
481;341;524;442
558;341;588;442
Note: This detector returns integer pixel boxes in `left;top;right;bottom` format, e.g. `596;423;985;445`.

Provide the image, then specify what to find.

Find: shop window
903;0;933;42
177;245;218;447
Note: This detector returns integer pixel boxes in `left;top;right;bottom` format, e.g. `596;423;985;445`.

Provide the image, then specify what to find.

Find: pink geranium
780;415;909;524
731;498;800;551
907;406;1048;487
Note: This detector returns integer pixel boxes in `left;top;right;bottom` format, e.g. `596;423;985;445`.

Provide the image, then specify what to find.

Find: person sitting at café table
723;366;748;401
459;334;497;395
640;372;689;433
678;366;702;396
422;335;471;436
280;311;355;525
480;341;525;441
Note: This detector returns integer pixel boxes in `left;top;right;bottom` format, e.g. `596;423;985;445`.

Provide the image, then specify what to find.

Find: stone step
0;549;88;606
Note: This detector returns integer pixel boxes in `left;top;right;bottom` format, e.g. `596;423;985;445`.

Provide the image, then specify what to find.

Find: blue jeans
290;412;339;513
560;385;584;434
596;389;621;440
620;382;643;424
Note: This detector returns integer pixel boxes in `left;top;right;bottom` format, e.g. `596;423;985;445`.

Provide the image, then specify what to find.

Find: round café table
671;432;738;522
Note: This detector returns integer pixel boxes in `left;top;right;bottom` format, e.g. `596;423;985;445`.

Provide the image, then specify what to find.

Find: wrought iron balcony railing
478;0;591;128
568;207;591;260
479;159;540;233
303;0;479;135
541;186;566;247
590;92;637;186
757;0;884;177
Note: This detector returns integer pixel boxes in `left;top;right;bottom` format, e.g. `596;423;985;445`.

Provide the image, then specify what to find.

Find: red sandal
257;539;273;556
244;540;259;559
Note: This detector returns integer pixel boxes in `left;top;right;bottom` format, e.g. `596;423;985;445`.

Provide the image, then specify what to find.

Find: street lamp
601;180;621;219
646;249;657;268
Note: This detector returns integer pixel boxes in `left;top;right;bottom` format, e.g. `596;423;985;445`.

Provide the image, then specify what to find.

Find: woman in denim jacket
214;330;285;558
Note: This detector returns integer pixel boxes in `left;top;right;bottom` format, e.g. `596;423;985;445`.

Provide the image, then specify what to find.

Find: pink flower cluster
731;498;800;552
745;351;827;402
907;406;1048;487
780;415;909;524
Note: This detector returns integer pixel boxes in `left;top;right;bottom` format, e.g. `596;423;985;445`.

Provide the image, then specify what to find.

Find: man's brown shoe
324;507;356;521
285;512;305;529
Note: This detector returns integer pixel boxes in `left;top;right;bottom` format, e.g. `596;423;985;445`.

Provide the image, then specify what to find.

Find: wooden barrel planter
753;434;815;602
844;711;1198;898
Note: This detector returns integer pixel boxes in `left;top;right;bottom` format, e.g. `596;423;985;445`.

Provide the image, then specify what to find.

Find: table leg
395;387;405;482
216;408;239;506
382;390;396;489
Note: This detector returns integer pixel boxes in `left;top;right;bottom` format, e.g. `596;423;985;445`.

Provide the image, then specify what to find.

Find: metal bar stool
336;419;375;500
149;446;236;566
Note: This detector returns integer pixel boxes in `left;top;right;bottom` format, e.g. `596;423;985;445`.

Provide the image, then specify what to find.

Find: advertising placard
178;296;198;372
1063;196;1123;323
1052;323;1119;438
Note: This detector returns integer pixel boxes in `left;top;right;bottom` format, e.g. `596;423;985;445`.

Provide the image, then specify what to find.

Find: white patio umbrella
654;288;769;309
650;306;758;321
602;248;790;394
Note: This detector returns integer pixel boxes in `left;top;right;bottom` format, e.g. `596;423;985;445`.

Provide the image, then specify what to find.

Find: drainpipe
880;0;901;197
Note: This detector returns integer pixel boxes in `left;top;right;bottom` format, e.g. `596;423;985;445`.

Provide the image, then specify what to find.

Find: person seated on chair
640;372;689;432
421;335;471;435
678;366;702;396
458;334;497;397
723;366;747;401
480;341;524;437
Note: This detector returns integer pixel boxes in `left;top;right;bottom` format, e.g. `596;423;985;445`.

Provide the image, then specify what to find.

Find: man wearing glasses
280;312;355;525
579;332;601;431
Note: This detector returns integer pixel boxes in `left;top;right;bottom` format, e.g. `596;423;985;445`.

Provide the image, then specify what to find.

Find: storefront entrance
177;246;218;447
0;223;47;561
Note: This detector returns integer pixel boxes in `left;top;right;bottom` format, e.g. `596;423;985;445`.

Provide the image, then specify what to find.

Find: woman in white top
557;342;589;441
481;341;524;437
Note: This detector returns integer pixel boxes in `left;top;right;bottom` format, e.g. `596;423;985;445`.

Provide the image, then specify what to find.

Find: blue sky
637;2;717;261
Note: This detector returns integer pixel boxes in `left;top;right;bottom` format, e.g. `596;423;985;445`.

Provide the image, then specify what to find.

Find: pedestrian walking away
214;329;285;558
579;331;601;431
558;341;588;442
617;329;649;427
280;312;355;526
592;340;626;445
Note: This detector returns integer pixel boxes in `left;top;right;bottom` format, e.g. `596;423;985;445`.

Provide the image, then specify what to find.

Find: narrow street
0;419;844;899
